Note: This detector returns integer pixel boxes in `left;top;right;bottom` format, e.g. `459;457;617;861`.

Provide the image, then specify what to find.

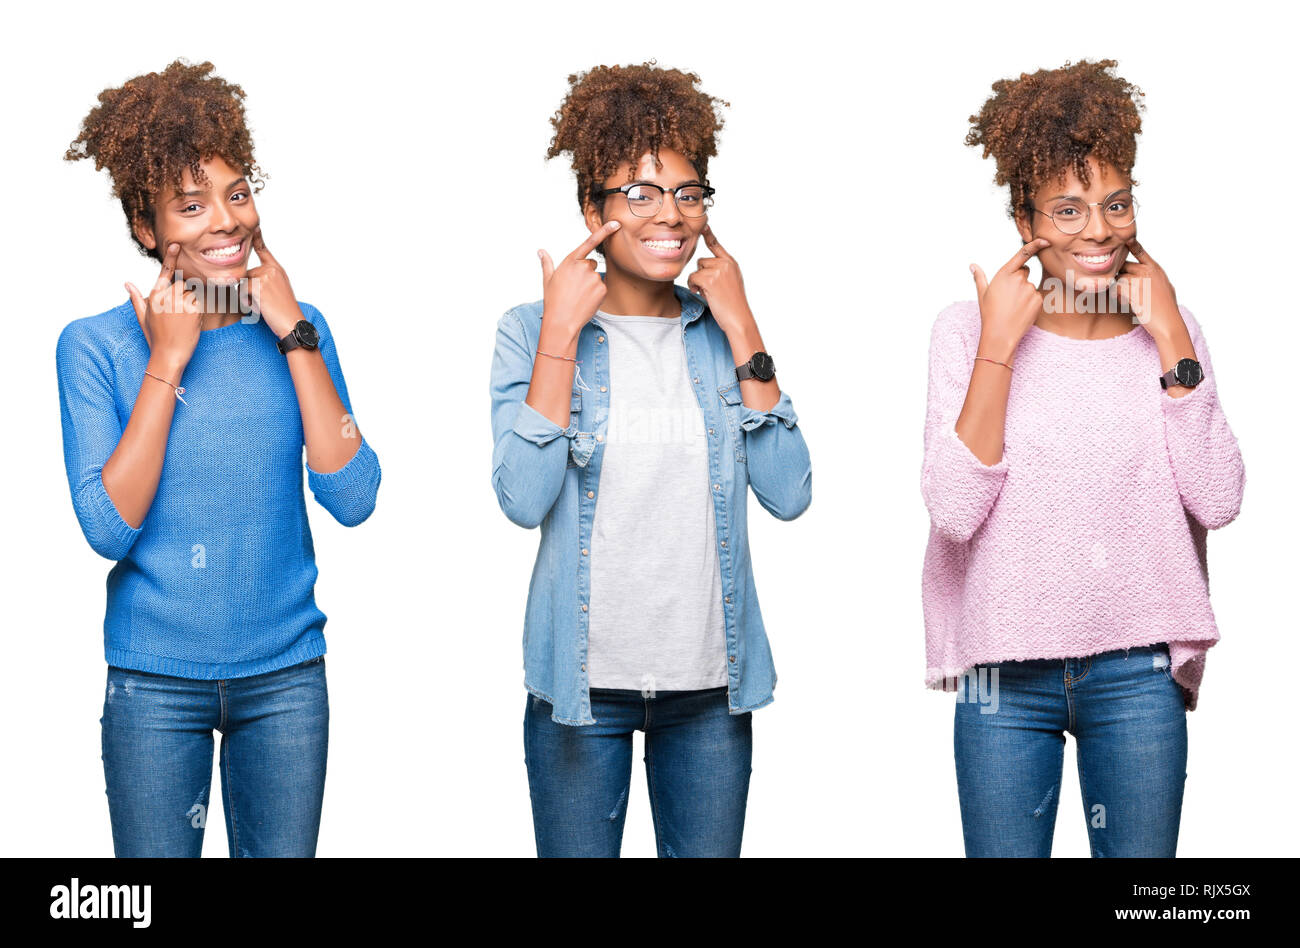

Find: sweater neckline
1026;321;1144;345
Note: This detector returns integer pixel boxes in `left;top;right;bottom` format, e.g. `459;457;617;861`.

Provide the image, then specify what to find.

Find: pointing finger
970;264;988;298
251;227;276;266
153;242;181;293
702;225;729;258
570;220;620;260
538;249;555;284
1000;238;1050;276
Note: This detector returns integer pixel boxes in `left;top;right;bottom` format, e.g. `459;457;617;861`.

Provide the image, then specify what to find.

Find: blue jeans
101;656;329;857
524;686;752;857
954;644;1187;857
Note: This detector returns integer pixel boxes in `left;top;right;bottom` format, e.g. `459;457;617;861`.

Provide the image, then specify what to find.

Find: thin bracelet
537;349;581;364
974;356;1013;372
144;370;187;404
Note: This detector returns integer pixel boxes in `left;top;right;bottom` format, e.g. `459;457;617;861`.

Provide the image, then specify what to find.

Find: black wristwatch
277;319;320;355
736;351;776;382
1159;358;1203;390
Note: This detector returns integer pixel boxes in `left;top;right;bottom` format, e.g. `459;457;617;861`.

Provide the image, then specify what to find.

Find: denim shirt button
600;386;607;393
581;603;588;612
720;540;728;548
597;335;605;343
580;663;586;672
729;655;736;663
581;548;589;556
596;434;603;442
713;484;721;491
725;595;732;603
708;427;715;436
586;490;595;499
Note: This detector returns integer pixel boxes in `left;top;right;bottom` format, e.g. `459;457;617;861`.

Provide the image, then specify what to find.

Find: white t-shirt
586;312;728;693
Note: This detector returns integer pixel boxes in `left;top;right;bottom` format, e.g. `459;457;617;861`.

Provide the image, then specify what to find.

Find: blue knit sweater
56;300;380;679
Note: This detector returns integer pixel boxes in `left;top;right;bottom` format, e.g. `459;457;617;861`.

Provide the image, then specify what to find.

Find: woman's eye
231;191;248;203
182;203;201;214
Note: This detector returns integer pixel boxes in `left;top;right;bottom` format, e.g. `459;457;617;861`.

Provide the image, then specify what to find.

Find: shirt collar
676;285;708;326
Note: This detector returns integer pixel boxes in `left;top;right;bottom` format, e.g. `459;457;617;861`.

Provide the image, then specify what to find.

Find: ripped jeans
100;657;328;857
523;687;752;857
954;644;1187;857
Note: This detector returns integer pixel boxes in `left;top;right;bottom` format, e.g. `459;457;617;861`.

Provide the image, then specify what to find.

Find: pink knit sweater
921;300;1245;710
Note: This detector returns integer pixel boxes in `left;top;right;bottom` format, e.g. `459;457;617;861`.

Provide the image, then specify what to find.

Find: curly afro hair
65;59;265;260
966;59;1144;220
547;62;728;213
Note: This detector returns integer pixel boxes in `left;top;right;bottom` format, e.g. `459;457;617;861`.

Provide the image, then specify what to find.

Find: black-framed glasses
597;182;715;218
1026;188;1138;235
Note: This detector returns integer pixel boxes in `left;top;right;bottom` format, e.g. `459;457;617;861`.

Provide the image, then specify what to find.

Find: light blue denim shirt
490;284;812;725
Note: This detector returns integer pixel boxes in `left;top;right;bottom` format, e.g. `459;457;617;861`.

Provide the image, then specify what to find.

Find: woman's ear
1014;208;1035;246
132;216;158;252
582;200;604;237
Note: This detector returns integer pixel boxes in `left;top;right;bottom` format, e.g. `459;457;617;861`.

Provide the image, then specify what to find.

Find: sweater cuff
738;390;799;431
307;436;380;493
512;400;575;446
90;470;143;556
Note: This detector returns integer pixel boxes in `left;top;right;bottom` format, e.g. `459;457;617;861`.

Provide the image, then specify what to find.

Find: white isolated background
0;0;1294;857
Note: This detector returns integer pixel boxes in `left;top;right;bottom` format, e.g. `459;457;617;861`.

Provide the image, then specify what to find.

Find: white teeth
202;242;241;259
1074;251;1113;264
642;239;682;250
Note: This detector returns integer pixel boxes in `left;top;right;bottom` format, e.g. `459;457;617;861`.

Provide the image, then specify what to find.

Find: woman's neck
1033;281;1137;340
599;264;680;318
193;282;247;330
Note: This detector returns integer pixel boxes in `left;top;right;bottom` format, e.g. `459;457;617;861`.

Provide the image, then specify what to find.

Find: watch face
1176;358;1202;386
751;352;775;381
297;320;320;349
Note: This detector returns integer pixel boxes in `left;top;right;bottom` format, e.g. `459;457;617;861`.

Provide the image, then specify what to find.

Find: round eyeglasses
1027;188;1138;235
597;182;715;218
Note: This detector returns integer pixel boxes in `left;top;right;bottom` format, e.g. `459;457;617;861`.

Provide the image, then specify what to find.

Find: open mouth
1070;247;1119;273
640;237;685;259
198;238;246;266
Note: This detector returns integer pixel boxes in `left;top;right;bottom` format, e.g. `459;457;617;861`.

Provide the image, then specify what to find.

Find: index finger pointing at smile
1125;237;1152;264
152;242;181;293
1000;238;1050;275
702;225;729;258
569;220;621;261
251;227;277;265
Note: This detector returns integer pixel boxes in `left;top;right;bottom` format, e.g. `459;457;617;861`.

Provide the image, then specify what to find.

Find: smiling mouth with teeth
642;239;683;250
200;241;243;261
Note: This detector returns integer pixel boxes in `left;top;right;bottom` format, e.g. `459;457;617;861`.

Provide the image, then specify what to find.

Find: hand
687;225;754;337
537;220;620;344
246;227;302;339
125;241;202;372
1115;238;1183;339
970;238;1051;361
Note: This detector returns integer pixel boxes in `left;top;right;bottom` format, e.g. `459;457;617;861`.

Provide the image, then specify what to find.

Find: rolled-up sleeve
490;310;571;529
740;389;812;521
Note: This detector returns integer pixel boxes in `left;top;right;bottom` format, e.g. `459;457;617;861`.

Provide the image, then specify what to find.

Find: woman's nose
210;201;237;232
655;193;683;224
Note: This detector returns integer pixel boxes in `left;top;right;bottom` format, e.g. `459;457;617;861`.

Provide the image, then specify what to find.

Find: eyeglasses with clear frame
597;182;716;218
1025;188;1138;235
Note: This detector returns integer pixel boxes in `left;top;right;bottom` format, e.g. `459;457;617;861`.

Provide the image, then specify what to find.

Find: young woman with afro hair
921;59;1245;857
489;63;812;858
58;60;380;857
